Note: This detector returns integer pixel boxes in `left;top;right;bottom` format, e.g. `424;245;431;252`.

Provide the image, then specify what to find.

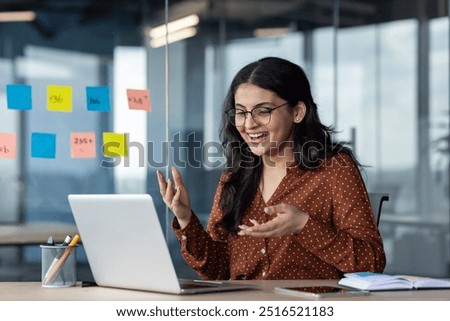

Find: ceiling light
150;27;197;48
253;28;290;38
149;14;199;39
0;11;36;23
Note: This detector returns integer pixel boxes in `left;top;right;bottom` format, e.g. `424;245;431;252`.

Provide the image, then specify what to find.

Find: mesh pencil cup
40;244;77;287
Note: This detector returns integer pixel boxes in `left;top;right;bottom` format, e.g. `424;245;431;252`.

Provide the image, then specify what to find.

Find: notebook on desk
68;194;253;295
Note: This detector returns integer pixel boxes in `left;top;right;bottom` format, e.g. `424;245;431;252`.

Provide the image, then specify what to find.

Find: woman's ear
294;102;306;123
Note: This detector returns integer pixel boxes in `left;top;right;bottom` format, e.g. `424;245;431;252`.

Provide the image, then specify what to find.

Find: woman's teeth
248;132;268;139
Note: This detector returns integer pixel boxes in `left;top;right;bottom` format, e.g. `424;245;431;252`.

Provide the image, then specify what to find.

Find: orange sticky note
0;133;17;159
126;89;151;111
71;132;96;158
102;132;128;157
47;85;73;112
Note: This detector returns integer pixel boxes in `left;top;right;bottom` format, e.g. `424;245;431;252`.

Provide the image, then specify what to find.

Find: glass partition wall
146;0;450;278
0;1;151;280
0;0;448;281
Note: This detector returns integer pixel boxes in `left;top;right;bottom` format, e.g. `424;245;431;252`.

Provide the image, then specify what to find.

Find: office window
113;46;148;194
19;46;113;225
12;46;113;264
430;17;449;214
312;27;336;128
2;0;448;281
151;8;449;278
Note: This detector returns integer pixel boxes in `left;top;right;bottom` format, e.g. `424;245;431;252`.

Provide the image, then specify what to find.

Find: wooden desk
0;222;78;246
1;280;450;301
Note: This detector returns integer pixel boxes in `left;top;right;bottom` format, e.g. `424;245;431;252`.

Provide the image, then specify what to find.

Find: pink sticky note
127;89;151;111
0;133;17;159
70;132;96;158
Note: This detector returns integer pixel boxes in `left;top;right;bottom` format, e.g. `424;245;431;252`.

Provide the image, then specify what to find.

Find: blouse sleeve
172;176;231;280
298;154;387;273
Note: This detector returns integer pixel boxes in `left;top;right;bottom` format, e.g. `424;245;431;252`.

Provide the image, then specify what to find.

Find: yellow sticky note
71;132;96;158
102;132;128;157
47;85;73;112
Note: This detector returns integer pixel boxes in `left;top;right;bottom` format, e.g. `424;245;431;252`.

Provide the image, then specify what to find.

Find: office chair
368;193;390;227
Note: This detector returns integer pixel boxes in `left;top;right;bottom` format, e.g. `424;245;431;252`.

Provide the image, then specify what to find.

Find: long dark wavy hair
218;57;359;234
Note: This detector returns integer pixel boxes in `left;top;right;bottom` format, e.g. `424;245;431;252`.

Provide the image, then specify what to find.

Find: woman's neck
261;145;295;171
259;151;293;203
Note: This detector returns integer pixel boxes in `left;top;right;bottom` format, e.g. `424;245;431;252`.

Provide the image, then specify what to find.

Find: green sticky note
47;85;73;112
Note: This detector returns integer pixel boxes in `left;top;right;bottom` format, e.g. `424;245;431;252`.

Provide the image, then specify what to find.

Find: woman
157;57;386;280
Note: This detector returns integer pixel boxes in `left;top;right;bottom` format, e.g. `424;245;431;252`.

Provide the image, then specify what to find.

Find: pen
43;235;72;280
46;236;55;246
43;234;80;285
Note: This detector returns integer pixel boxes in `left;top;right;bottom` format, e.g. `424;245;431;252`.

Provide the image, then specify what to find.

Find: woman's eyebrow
235;102;273;109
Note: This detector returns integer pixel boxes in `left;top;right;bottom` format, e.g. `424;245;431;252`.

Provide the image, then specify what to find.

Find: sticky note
6;84;32;110
31;133;56;159
126;89;151;111
71;132;96;158
47;85;73;112
102;132;128;157
86;86;111;112
0;133;17;159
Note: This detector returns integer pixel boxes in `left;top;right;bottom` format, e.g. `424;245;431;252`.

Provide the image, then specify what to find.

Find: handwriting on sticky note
102;132;128;157
6;84;32;110
0;133;17;159
47;85;73;112
31;132;56;159
71;132;96;158
86;86;111;112
126;89;151;111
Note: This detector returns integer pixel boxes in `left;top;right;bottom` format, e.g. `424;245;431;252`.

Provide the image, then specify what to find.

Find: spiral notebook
68;194;253;295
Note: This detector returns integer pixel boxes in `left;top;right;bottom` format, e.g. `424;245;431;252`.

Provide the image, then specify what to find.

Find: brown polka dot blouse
173;153;386;280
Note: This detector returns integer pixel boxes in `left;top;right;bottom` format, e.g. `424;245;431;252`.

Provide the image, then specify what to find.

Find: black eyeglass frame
226;102;290;127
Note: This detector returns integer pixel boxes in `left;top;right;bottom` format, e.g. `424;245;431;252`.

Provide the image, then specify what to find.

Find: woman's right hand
157;167;192;229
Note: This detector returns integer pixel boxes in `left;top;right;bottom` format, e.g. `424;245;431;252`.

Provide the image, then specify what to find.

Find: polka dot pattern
173;153;386;280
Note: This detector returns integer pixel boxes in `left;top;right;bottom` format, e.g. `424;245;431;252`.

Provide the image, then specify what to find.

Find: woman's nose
243;113;258;128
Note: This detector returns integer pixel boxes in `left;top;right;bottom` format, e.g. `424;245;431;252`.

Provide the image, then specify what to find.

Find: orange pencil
43;234;80;285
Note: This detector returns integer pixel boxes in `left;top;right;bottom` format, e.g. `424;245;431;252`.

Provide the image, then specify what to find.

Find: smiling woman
157;57;386;281
230;83;302;161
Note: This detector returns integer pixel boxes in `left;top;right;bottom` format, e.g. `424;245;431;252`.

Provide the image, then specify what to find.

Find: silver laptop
68;194;253;295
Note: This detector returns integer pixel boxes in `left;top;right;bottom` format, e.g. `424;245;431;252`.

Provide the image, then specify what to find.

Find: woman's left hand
238;203;309;237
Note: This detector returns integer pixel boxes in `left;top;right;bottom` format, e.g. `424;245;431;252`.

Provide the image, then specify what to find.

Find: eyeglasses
227;102;290;127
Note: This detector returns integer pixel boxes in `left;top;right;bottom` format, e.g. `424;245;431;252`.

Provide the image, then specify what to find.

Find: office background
0;0;449;280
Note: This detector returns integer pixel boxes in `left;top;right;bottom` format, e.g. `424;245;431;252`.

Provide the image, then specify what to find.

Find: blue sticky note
86;86;111;111
6;84;32;110
31;133;56;159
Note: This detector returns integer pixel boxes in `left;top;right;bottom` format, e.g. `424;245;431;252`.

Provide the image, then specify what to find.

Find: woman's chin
248;145;268;157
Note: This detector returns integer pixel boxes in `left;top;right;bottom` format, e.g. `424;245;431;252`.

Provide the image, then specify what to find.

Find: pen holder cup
40;244;77;288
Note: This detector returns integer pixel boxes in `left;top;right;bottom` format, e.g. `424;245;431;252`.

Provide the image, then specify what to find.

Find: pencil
43;235;72;280
43;234;80;285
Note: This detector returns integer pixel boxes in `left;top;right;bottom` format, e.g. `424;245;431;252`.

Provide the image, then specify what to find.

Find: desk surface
2;280;450;301
0;222;78;246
